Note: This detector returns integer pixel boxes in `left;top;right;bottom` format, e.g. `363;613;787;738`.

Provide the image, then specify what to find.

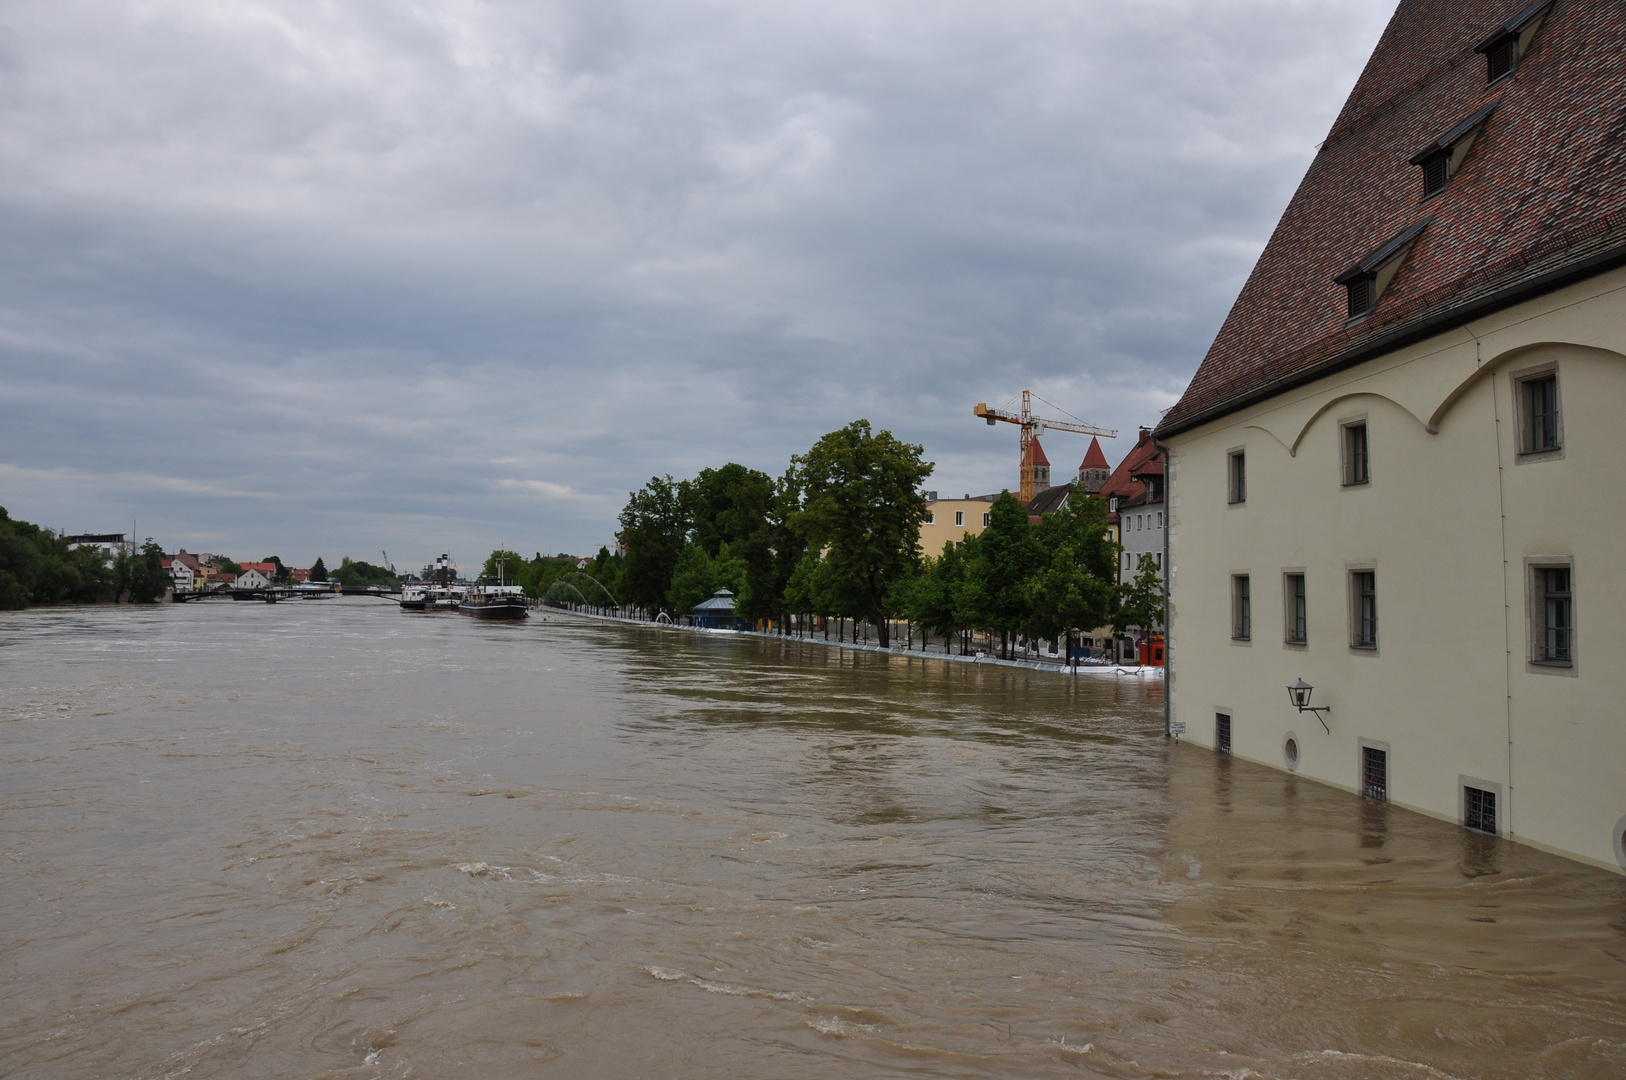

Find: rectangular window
1343;422;1370;485
1284;573;1307;644
1534;564;1573;664
924;512;935;525
1216;713;1232;755
1232;575;1251;640
1156;512;1163;528
1351;570;1377;649
955;510;964;527
1362;746;1388;801
982;512;991;527
1464;786;1496;834
1228;450;1247;504
1521;374;1560;454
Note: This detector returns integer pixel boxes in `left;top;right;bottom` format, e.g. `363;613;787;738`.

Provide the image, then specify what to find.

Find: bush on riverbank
0;506;121;608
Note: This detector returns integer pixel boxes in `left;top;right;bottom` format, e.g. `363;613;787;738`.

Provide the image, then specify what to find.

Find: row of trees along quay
510;420;1164;660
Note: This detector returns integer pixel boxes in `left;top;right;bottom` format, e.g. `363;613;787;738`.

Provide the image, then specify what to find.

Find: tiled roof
1099;429;1162;507
1158;0;1626;438
1024;437;1051;467
1026;483;1074;517
1079;437;1110;470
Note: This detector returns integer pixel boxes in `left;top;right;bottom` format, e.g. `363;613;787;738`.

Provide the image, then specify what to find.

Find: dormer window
1474;0;1551;85
1409;100;1499;199
1335;218;1432;321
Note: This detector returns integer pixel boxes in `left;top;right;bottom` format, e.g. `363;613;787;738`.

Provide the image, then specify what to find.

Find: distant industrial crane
974;390;1118;504
382;550;395;575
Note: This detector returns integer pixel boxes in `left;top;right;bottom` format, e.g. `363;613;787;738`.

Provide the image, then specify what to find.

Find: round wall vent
1283;732;1300;772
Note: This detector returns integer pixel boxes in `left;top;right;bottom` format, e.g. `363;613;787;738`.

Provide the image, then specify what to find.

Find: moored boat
458;583;527;619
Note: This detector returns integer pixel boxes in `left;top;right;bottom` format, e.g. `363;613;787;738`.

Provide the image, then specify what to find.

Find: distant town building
918;492;997;557
1155;0;1626;871
1099;428;1164;584
162;558;194;592
65;533;130;565
234;568;272;590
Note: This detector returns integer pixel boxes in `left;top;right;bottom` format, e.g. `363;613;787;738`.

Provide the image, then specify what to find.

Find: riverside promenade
542;604;1164;681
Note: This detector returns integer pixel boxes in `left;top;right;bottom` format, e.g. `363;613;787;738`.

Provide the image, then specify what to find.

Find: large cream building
1155;0;1626;872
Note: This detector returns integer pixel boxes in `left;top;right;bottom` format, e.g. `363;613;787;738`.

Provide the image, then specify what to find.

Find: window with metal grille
1216;713;1232;755
1228;450;1246;504
1464;786;1496;834
1343;422;1369;486
1362;746;1387;801
1232;575;1251;640
1346;274;1375;318
1285;573;1307;644
982;512;990;527
1522;374;1559;453
955;510;964;527
1537;566;1572;664
1351;570;1377;649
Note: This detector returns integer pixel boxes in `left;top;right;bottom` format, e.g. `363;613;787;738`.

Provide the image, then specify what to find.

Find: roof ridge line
1324;46;1479;153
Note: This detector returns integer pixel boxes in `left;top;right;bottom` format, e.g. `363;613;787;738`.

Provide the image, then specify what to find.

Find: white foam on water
454;862;512;880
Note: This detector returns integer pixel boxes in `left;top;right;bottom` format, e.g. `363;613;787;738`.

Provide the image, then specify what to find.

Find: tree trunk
877;617;889;649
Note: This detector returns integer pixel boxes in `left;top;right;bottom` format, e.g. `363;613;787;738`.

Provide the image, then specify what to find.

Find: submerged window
1363;746;1388;801
1465;785;1497;834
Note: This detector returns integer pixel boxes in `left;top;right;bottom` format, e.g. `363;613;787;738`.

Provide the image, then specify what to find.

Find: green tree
1117;553;1165;638
619;475;689;616
958;492;1043;658
480;549;526;585
790;420;933;648
218;558;243;576
332;557;397;588
309;557;328;582
114;539;171;603
1025;494;1120;649
262;556;293;584
908;540;972;653
666;543;717;614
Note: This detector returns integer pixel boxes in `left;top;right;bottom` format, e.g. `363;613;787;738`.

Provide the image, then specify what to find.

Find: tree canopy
790;420;933;647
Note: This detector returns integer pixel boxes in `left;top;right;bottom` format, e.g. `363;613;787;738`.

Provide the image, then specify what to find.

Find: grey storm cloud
0;0;1391;567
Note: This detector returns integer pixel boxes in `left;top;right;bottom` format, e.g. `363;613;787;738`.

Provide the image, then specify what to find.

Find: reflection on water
1;601;1623;1079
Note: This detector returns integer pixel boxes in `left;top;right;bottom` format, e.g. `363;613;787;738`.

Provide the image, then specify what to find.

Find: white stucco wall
1164;264;1626;872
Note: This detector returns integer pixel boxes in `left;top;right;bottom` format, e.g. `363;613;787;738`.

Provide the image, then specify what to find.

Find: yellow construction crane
974;390;1118;504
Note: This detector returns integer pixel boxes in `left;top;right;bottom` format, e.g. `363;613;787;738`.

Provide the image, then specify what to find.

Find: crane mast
974;390;1118;504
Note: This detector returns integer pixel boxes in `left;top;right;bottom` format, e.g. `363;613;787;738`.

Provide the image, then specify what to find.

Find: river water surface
2;600;1624;1079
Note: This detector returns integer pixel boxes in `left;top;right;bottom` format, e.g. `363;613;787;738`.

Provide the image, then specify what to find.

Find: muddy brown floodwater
2;600;1625;1078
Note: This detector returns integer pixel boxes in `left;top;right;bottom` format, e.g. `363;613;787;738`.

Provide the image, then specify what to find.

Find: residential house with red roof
1154;0;1626;870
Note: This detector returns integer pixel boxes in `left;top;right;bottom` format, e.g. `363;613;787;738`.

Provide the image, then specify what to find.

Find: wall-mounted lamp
1287;678;1331;733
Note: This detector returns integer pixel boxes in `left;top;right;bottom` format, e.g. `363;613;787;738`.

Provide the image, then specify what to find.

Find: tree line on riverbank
0;507;171;609
510;419;1162;656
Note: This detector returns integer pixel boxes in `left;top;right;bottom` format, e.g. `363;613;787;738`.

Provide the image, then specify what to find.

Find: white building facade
1156;0;1626;872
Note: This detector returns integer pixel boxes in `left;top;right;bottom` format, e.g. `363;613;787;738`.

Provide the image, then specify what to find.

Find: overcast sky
0;0;1392;569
